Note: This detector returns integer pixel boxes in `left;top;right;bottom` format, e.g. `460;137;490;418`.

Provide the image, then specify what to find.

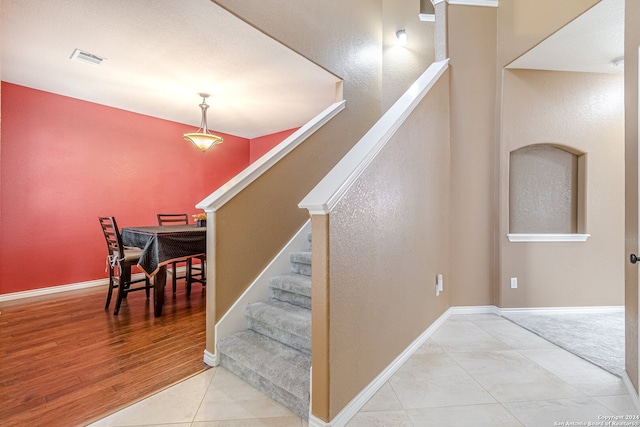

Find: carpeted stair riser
245;300;311;355
217;330;311;419
289;251;311;276
269;273;312;309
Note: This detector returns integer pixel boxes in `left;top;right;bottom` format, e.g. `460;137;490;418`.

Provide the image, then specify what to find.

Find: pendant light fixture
183;93;223;152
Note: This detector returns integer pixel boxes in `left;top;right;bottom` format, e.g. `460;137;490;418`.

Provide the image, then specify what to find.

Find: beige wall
447;5;497;306
209;0;436;322
209;0;382;326
208;0;438;419
499;70;624;308
497;0;599;67
314;72;450;421
382;0;436;110
624;0;640;392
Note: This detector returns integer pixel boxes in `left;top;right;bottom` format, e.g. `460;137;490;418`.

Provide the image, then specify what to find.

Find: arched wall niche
509;142;587;236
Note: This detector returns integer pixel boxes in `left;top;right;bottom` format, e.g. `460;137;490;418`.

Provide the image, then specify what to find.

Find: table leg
154;266;167;317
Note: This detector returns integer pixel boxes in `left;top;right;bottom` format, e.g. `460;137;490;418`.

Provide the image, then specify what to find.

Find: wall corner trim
507;233;591;242
196;100;345;212
299;59;450;216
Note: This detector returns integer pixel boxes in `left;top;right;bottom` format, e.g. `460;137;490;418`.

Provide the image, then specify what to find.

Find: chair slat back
157;213;189;226
98;216;124;257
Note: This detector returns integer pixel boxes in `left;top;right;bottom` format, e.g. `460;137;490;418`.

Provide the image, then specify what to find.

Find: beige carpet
502;309;624;377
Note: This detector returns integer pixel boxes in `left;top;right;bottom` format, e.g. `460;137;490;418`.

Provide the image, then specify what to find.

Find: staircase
216;234;312;419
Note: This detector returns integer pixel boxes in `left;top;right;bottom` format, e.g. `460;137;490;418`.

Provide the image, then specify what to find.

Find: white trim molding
0;268;185;302
203;349;218;367
0;277;109;302
419;13;436;22
197;101;345;212
299;60;449;215
499;305;624;316
447;0;498;6
507;233;591;242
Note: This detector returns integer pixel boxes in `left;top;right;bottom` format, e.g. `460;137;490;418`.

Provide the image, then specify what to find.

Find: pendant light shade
183;93;223;152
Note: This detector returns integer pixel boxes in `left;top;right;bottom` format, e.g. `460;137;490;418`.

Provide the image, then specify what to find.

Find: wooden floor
0;279;208;427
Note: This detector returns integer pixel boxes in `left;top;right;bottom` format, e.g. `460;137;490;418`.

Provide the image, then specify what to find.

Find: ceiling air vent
69;48;106;66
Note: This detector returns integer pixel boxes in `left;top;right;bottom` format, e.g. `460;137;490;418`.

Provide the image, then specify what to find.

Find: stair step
217;330;311;419
290;251;311;276
269;273;312;309
245;300;311;355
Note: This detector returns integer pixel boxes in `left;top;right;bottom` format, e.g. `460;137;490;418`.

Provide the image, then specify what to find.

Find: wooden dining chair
98;216;152;315
157;213;206;294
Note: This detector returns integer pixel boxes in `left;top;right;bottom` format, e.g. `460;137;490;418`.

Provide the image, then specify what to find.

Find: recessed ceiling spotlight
612;56;624;67
70;48;106;66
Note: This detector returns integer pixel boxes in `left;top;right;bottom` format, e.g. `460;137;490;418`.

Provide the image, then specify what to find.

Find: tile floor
89;314;639;427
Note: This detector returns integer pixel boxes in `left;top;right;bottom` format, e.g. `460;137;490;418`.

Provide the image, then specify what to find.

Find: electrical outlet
436;274;444;296
510;277;518;289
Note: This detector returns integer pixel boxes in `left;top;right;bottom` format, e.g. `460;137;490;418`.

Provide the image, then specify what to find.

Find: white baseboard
0;267;194;303
450;305;501;315
203;349;218;367
0;277;110;302
498;306;624;315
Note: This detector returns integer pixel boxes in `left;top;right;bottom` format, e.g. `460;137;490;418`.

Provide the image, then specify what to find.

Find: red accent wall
249;128;298;163
0;82;250;294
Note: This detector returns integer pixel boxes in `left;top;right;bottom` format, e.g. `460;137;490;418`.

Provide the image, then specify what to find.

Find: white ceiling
0;0;341;139
506;0;624;74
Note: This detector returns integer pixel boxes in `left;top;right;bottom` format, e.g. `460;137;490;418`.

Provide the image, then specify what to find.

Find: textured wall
499;70;624;308
209;0;383;325
0;82;250;294
325;73;450;419
210;1;437;421
447;5;497;306
497;0;599;67
382;0;436;111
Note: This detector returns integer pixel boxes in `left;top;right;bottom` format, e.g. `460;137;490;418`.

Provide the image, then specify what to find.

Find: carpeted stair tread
245;300;311;354
269;273;312;309
217;330;310;417
246;300;311;338
269;273;312;296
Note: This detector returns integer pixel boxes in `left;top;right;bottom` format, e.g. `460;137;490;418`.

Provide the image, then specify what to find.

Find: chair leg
186;258;193;297
114;265;131;315
105;266;115;310
145;277;151;299
171;262;178;294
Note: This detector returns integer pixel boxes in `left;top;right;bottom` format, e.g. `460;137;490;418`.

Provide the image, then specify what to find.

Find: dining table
121;225;206;317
